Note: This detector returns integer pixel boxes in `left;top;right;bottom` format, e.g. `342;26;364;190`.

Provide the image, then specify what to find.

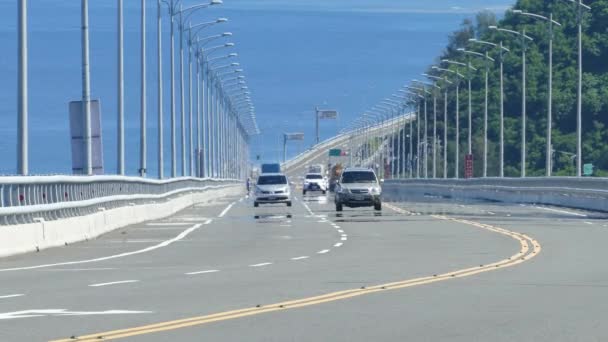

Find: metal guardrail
0;176;239;226
384;177;608;212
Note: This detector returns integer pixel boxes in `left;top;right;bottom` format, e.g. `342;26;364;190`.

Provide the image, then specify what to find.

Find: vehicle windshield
341;171;377;184
306;175;323;179
257;175;287;185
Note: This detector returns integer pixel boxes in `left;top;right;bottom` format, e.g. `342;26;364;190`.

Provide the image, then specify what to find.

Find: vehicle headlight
370;187;381;195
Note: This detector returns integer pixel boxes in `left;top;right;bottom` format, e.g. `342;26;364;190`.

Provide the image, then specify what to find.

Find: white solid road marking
0;220;213;273
0;309;152;320
534;206;588;217
186;270;220;275
219;201;238;218
146;222;193;226
249;262;273;267
41;268;117;272
317;249;330;254
290;256;309;260
89;280;139;287
0;294;24;299
333;242;343;247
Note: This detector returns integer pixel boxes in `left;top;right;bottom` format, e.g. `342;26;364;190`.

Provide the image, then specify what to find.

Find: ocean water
0;0;512;176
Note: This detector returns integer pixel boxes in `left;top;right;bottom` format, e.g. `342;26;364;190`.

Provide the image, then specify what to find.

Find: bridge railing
0;176;238;226
282;112;415;171
384;177;608;212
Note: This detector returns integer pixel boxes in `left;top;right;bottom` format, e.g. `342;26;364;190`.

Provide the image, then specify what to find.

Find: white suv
302;173;327;195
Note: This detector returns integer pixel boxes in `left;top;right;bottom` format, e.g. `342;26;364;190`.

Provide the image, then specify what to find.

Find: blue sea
0;0;512;176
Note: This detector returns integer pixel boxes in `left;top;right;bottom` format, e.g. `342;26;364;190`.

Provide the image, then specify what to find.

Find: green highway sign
329;149;342;157
583;163;594;176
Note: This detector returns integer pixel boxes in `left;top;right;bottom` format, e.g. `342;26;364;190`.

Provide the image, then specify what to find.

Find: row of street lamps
15;0;259;179
346;1;591;179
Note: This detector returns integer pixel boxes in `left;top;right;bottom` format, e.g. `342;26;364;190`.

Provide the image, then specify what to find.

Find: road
1;150;608;340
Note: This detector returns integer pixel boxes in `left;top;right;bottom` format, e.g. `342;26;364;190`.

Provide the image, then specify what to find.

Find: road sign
284;133;305;141
317;109;338;119
464;154;474;179
69;100;104;175
583;163;594;176
329;149;342;157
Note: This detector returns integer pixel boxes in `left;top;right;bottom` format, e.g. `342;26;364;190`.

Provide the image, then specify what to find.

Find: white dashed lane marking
290;256;309;261
249;263;273;268
0;294;24;299
89;280;139;287
186;270;220;275
333;242;343;247
317;249;330;254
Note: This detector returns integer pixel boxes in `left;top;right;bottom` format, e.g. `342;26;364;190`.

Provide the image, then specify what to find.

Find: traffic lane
0;196;342;308
51;200;607;342
0;195;344;338
167;201;608;342
42;198;524;341
0;195;242;296
0;195;241;271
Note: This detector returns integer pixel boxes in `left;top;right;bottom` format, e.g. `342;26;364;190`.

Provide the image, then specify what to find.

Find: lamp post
81;0;93;175
117;0;124;175
200;53;238;177
17;0;28;176
489;26;533;177
424;73;453;179
411;81;438;178
456;48;495;178
182;19;228;176
402;89;425;178
560;0;591;177
512;10;562;177
469;39;510;178
164;0;222;178
433;66;465;178
139;0;147;177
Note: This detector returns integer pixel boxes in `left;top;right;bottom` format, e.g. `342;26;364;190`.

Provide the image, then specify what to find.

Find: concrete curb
0;185;242;258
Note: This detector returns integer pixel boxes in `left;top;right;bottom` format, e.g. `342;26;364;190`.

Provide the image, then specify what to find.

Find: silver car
334;168;382;211
254;173;292;207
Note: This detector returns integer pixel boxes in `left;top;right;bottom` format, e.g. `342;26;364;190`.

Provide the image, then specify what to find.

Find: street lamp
432;66;465;178
424;73;453;179
512;9;562;177
397;90;421;178
469;38;510;178
412;81;439;178
17;0;28;175
163;0;223;178
456;48;495;178
560;0;591;177
489;25;533;177
403;86;428;178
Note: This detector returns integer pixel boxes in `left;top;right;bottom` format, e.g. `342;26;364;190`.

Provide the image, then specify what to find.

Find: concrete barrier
383;178;608;212
0;185;242;258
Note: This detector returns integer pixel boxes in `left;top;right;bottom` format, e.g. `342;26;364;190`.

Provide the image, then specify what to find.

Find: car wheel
336;202;343;212
287;201;292;207
374;201;382;211
254;202;259;208
322;190;326;195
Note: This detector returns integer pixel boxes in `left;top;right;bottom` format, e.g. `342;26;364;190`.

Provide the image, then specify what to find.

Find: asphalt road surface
1;181;608;341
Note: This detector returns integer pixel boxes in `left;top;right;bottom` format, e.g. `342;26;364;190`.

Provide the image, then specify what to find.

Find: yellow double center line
52;209;541;341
